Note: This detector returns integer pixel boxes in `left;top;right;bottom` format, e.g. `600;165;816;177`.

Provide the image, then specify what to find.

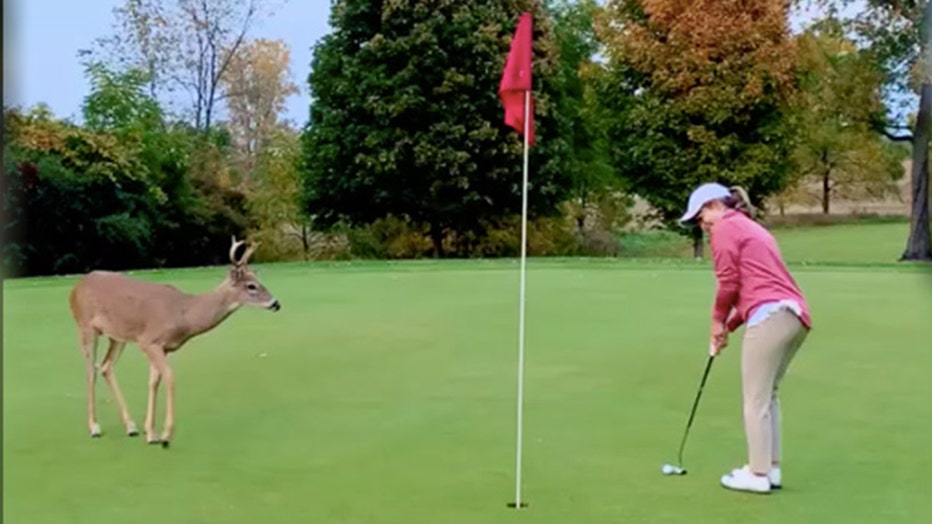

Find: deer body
69;238;279;447
71;271;241;351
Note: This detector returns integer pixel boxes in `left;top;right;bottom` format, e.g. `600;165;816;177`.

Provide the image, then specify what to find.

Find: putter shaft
676;354;715;467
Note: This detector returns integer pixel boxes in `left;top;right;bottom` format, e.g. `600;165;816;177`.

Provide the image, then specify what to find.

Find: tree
247;126;310;260
807;0;931;260
545;0;623;235
3;105;163;275
82;62;164;132
88;0;272;131
596;0;800;256
791;23;904;214
3;92;255;276
301;0;573;257
220;38;299;179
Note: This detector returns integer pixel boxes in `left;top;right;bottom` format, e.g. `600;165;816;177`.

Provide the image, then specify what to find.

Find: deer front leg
144;362;161;445
99;339;138;436
158;365;175;448
144;347;174;449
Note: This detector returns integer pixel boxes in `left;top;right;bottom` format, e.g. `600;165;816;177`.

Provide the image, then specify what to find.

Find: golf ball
662;464;675;475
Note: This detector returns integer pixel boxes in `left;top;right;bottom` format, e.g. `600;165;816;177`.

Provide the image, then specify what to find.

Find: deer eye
246;283;258;291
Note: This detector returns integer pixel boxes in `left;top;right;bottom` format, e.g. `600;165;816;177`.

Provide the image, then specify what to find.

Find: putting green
4;254;930;523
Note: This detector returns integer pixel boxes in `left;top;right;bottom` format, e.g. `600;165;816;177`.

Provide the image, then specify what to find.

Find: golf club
662;344;717;476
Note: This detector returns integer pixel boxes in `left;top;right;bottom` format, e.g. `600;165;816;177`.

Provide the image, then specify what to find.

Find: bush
2;152;160;275
2;117;261;276
368;216;434;259
341;216;433;260
473;214;582;257
579;230;620;256
346;227;386;259
306;230;353;261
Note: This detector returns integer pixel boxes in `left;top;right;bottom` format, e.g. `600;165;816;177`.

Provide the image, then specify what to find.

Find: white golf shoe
769;466;782;489
720;465;772;494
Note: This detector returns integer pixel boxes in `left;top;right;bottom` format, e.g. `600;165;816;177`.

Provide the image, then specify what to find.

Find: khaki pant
741;308;809;474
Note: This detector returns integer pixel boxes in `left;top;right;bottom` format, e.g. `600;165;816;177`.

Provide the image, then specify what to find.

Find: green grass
773;221;914;265
620;220;918;266
4;224;932;524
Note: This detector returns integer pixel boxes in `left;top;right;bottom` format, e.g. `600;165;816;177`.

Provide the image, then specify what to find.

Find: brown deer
68;236;281;448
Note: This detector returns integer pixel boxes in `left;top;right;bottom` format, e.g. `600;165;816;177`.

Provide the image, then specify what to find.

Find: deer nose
268;299;281;312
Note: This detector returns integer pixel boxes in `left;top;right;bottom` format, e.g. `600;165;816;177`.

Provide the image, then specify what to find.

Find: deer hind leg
99;338;138;437
78;329;100;437
144;361;161;445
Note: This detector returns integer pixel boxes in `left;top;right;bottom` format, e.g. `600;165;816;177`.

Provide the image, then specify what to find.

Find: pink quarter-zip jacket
709;210;812;333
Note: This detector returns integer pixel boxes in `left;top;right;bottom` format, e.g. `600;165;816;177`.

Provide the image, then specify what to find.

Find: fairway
4;256;931;523
772;220;919;265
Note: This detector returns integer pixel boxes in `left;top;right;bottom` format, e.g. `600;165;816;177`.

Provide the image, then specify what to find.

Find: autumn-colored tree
596;0;800;255
220;38;299;179
789;22;904;214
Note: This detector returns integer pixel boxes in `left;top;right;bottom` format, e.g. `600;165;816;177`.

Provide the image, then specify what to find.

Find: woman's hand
710;320;728;355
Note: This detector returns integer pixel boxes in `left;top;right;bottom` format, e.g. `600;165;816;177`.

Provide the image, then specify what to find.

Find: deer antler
229;236;260;266
230;236;248;266
240;241;260;265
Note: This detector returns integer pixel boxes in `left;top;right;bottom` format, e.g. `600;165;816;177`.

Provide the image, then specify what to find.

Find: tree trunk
430;224;445;259
822;169;831;214
692;228;703;260
902;82;932;261
576;191;588;235
301;224;309;261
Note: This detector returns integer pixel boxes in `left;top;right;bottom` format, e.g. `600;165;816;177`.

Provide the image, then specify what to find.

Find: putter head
661;464;687;475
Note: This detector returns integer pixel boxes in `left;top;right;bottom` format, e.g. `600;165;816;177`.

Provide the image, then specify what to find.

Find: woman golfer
679;182;812;494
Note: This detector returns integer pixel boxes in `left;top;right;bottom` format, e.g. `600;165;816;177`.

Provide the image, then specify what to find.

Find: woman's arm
710;226;740;325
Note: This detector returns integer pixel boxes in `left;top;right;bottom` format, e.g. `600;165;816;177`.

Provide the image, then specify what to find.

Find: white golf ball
662;464;674;474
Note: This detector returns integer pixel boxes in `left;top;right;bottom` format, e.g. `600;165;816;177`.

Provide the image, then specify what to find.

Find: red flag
498;12;534;146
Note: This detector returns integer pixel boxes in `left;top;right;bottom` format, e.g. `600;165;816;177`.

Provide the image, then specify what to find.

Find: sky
4;0;332;126
4;0;881;129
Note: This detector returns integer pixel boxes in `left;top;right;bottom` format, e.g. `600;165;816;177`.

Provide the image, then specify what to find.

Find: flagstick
511;88;531;510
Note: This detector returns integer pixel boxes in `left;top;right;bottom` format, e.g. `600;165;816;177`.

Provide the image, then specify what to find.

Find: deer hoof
147;438;161;445
90;424;102;438
127;429;139;437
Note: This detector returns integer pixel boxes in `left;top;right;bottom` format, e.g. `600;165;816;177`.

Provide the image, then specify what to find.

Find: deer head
227;236;281;312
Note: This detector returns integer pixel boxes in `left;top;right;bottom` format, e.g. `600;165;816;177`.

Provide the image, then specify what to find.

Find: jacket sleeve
710;224;740;325
725;308;744;332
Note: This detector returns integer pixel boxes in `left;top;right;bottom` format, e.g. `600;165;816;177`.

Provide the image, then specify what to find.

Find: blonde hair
725;186;756;218
729;186;751;210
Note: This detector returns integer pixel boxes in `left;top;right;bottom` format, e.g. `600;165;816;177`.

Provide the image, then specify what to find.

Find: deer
68;236;281;448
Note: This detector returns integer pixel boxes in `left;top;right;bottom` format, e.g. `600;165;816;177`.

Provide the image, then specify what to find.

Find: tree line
3;0;929;278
